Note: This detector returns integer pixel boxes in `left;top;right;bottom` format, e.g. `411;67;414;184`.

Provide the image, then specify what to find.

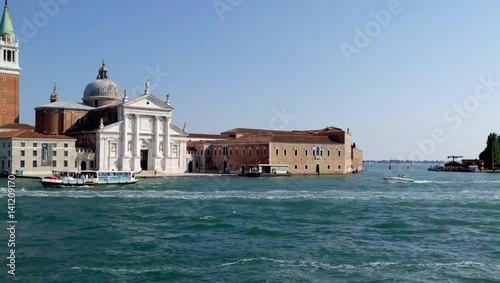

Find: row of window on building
199;146;342;158
3;142;70;148
197;163;341;170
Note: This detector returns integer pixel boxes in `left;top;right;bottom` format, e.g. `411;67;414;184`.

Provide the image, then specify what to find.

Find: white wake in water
0;187;498;201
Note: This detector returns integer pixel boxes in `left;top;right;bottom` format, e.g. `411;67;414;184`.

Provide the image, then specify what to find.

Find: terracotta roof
221;126;345;136
0;123;35;130
0;130;75;140
270;134;341;144
188;133;228;139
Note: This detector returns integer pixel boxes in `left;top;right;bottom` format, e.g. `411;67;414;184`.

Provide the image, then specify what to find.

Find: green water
1;164;499;282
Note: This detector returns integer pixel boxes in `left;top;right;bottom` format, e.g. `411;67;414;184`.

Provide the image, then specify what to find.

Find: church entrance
140;150;148;170
80;161;87;171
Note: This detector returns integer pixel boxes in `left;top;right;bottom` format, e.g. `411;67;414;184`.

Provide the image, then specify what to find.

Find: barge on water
240;164;291;177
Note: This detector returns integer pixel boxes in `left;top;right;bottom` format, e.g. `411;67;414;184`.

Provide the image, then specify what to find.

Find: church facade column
162;116;170;171
120;114;131;171
132;114;141;171
153;116;162;170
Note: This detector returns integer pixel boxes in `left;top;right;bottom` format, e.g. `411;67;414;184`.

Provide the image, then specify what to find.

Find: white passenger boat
40;170;138;188
383;174;415;183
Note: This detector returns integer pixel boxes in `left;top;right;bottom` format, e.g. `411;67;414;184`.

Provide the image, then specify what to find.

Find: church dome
83;79;120;99
83;62;121;100
82;61;122;106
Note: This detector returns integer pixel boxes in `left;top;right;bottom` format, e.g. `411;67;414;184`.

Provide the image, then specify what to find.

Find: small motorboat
383;174;415;183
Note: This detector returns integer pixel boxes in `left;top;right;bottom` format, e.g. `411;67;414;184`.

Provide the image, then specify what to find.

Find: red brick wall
0;73;19;125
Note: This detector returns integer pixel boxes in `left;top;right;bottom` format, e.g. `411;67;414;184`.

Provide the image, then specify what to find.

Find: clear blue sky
9;0;500;160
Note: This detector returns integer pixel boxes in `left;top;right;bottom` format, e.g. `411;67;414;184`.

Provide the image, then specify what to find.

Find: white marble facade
95;88;188;173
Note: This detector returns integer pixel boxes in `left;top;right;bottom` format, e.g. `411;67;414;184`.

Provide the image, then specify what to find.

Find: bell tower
0;0;20;125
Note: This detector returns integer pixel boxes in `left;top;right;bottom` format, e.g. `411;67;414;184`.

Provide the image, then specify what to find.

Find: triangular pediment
123;94;173;111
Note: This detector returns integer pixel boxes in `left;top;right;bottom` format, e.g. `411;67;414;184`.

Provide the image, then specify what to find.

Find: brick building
187;127;363;175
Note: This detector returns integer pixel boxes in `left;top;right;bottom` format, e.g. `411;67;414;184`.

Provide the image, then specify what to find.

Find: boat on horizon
383;174;415;183
40;170;138;188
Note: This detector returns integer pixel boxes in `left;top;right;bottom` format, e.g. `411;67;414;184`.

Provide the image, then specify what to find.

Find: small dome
50;84;59;102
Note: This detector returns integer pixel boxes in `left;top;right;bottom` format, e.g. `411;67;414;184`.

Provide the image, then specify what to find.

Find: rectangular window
41;143;49;166
328;150;331;157
236;149;239;155
53;151;57;157
7;160;10;167
305;149;308;157
20;160;24;168
64;151;68;157
294;149;298;156
249;149;252;156
33;143;37;147
20;150;24;156
256;149;259;155
64;160;68;167
110;143;117;157
229;149;232;155
243;148;246;155
21;142;25;147
64;143;68;148
33;160;37;167
338;150;341;157
52;160;57;167
7;150;10;157
284;149;287;156
264;148;267;156
275;149;279;156
206;150;210;156
53;143;57;148
33;150;37;156
338;165;341;169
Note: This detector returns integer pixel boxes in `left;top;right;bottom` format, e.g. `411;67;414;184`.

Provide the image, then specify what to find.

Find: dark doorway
188;161;193;173
223;160;228;173
80;161;87;171
241;165;246;174
140;150;148;170
316;164;320;175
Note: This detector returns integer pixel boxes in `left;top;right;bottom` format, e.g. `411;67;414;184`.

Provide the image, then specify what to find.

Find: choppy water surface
1;164;499;282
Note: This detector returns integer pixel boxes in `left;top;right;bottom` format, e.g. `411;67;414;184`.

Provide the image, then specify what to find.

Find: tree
479;133;500;168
